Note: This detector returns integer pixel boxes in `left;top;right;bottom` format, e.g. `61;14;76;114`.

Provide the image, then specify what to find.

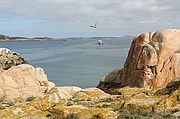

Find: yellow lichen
85;90;103;97
117;87;147;95
47;103;64;116
111;100;125;109
124;95;165;112
29;93;60;110
0;105;47;119
133;93;148;99
165;92;179;107
64;106;116;119
73;88;109;101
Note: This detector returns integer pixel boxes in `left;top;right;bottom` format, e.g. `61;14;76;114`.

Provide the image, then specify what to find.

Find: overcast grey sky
0;0;179;37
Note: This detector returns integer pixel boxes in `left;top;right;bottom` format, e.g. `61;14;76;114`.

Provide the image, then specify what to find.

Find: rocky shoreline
0;29;179;119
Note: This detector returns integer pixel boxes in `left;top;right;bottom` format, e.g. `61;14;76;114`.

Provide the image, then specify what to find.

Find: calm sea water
0;37;131;88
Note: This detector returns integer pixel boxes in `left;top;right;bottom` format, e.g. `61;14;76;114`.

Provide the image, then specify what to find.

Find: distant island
0;34;53;41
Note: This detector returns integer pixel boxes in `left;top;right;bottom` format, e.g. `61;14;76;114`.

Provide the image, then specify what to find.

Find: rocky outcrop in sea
0;29;179;119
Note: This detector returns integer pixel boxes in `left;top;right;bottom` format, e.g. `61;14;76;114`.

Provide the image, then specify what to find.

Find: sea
0;37;132;88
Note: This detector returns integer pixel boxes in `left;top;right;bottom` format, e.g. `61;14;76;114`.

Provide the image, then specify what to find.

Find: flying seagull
89;20;98;28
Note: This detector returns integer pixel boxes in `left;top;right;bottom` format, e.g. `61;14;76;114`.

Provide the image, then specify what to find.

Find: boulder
0;48;27;70
0;93;63;119
97;29;180;91
72;87;110;100
0;105;48;119
0;64;55;100
55;86;82;99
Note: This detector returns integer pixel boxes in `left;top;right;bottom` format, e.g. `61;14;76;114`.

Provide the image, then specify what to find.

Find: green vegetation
26;96;36;102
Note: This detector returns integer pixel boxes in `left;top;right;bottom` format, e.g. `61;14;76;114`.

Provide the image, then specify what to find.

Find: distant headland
0;34;53;41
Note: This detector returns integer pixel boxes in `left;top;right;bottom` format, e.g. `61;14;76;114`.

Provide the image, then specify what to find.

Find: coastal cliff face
97;29;180;91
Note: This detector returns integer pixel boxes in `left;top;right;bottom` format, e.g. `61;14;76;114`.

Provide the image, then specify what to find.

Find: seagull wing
94;20;98;26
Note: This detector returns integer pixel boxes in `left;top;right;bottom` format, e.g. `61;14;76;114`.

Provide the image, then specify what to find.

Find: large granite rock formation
0;48;27;70
0;48;55;100
97;29;180;92
0;64;55;100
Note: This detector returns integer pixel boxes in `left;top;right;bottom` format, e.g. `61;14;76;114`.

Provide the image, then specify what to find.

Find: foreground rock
0;83;179;119
98;29;180;92
0;48;27;70
0;64;55;100
0;93;62;119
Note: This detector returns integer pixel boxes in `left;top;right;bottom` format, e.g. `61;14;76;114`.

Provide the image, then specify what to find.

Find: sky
0;0;179;38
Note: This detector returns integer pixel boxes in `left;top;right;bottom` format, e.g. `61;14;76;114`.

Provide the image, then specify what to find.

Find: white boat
97;40;104;46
